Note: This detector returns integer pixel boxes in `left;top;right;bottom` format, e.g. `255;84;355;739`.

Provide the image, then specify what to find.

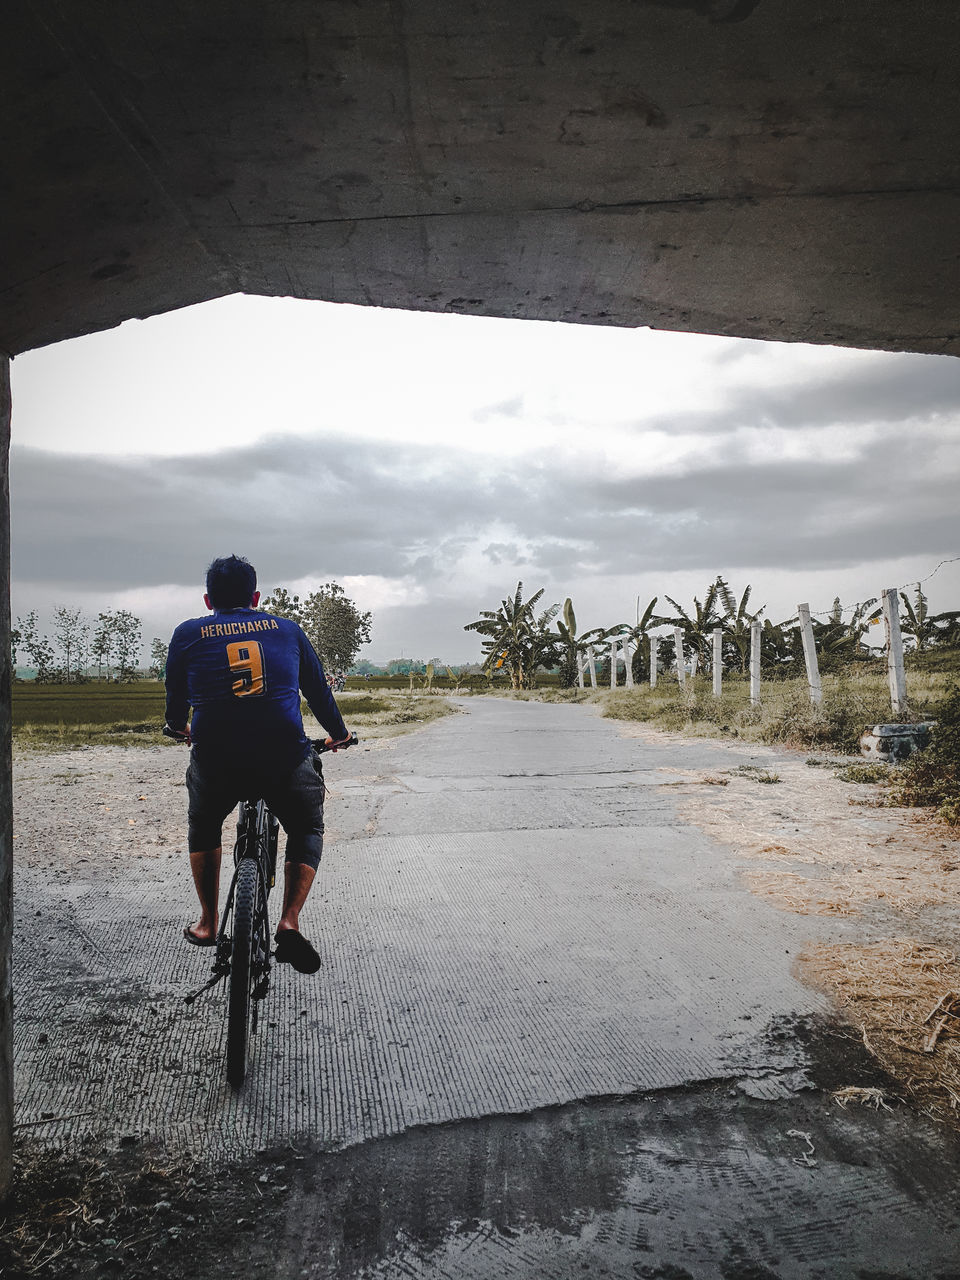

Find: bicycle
166;729;357;1087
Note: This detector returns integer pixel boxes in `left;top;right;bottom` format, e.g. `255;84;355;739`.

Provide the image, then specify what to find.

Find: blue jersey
164;608;348;773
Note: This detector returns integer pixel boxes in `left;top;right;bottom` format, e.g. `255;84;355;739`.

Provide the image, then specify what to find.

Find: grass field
11;683;456;749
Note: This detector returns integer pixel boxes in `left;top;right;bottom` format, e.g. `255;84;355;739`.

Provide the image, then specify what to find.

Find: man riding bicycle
164;555;352;975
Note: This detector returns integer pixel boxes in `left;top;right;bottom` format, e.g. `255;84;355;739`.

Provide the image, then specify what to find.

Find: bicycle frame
216;799;279;1011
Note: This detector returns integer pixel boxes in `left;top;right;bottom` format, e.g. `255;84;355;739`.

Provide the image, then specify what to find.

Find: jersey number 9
227;641;265;698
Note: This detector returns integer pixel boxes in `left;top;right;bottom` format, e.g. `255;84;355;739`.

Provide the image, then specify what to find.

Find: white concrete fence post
750;620;762;706
882;587;908;716
650;636;658;689
576;650;585;689
586;644;597;689
796;603;822;707
609;638;618;689
673;627;686;689
712;627;723;698
623;638;634;688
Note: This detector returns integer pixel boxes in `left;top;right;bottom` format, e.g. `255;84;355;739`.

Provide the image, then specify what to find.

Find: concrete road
12;697;960;1278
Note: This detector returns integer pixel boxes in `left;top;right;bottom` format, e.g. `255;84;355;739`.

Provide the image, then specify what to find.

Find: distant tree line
12;608;150;683
350;657;482;677
11;581;375;684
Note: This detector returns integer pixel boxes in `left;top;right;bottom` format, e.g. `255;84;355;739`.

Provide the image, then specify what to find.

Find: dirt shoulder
620;720;960;1121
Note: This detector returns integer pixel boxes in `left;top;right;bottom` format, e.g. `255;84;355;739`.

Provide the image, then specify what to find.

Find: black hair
205;555;257;610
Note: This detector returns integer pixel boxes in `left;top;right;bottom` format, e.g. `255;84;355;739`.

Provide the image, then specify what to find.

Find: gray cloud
10;419;958;602
642;352;960;435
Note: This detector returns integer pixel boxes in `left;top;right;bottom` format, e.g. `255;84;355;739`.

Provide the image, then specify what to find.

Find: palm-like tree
556;598;584;688
899;584;960;651
900;584;935;652
603;596;661;682
719;581;766;674
759;617;801;672
464;582;561;689
811;596;881;668
661;579;728;672
934;610;960;647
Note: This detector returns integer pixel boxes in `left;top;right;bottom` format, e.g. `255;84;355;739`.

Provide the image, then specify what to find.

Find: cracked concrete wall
0;361;11;1199
2;0;960;356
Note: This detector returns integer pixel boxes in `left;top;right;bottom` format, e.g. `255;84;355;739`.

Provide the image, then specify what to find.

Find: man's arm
164;626;191;735
297;629;349;742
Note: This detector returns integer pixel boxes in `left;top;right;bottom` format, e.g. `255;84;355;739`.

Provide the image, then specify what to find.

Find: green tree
16;611;55;682
262;583;372;670
113;609;142;681
53;606;88;683
91;612;115;679
386;657;424;676
149;637;168;679
464;582;561;690
260;587;303;625
299;583;372;671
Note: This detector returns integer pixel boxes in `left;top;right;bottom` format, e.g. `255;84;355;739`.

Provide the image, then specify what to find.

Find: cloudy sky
9;294;960;664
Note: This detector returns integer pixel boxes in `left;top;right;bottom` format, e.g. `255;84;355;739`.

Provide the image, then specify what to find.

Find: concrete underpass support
0;357;11;1198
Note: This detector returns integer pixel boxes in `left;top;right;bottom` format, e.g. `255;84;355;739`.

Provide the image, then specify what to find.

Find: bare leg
188;846;222;943
277;861;316;935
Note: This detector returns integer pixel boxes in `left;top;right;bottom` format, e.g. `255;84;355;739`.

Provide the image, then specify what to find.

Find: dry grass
12;690;458;752
744;870;859;916
0;1147;202;1277
602;670;952;752
799;940;960;1121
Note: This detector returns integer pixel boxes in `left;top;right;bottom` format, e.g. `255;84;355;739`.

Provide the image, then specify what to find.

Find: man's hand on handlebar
162;723;192;745
322;731;357;752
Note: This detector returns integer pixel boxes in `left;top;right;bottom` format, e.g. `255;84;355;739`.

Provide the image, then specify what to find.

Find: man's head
204;555;260;611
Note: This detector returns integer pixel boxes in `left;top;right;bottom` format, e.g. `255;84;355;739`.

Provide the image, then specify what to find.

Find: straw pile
799;939;960;1121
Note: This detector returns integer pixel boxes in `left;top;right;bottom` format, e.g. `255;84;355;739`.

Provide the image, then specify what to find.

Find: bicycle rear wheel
226;856;260;1088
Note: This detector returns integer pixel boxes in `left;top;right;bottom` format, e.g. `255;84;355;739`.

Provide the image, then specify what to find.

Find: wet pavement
12;697;960;1277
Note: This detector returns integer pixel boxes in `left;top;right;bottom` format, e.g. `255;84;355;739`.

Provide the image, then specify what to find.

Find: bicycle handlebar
313;732;359;753
162;726;359;752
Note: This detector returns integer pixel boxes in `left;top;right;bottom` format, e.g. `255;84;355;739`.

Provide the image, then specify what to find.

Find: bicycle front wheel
226;857;260;1088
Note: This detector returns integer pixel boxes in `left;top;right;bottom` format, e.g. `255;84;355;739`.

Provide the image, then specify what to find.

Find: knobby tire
226;856;260;1088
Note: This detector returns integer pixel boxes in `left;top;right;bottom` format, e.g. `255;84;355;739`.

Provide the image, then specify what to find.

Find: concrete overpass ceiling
2;2;960;357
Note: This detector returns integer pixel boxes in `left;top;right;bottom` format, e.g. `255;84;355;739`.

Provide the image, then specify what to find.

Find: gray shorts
186;752;326;869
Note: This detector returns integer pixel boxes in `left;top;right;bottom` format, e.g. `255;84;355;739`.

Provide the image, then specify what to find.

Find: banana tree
605;596;661;683
933;610;960;647
556;598;585;688
759;617;801;673
811;596;881;669
661;579;728;674
899;584;937;652
719;580;766;674
464;582;562;689
578;624;618;687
